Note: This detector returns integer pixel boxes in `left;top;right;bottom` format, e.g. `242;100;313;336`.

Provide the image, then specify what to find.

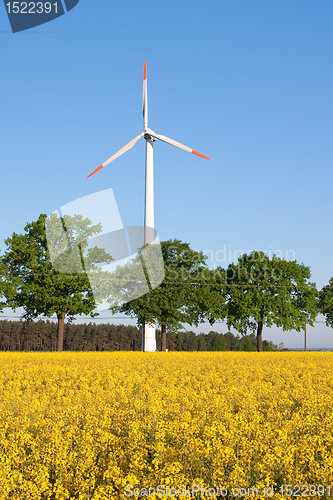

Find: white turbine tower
87;62;210;352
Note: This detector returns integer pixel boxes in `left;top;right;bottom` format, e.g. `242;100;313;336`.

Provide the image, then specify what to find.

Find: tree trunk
57;312;66;352
257;321;263;352
161;324;167;352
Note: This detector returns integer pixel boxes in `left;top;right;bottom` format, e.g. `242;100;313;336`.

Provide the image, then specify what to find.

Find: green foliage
212;333;227;351
197;334;207;351
0;320;279;352
319;278;333;328
1;213;113;350
110;239;221;332
175;330;192;351
0;222;318;355
0;259;16;312
223;251;318;351
0;320;142;351
262;340;278;351
238;333;257;352
222;331;238;351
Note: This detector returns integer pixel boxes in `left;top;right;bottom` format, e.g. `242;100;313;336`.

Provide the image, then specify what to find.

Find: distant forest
0;320;278;352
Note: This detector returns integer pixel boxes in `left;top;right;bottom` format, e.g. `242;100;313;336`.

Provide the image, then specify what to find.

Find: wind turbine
87;62;210;352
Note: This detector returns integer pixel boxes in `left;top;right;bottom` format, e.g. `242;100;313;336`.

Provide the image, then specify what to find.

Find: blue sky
1;0;333;347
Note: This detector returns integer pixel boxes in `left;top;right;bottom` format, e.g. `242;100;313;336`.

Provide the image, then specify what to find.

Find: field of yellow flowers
0;352;332;499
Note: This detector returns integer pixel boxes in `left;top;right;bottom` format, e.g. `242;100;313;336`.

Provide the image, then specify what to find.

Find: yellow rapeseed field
0;352;332;499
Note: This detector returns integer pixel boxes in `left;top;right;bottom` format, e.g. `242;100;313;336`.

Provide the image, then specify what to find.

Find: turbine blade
142;61;148;128
149;131;210;160
87;134;143;178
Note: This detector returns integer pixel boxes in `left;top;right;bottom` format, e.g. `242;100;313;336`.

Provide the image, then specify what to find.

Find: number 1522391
5;2;59;14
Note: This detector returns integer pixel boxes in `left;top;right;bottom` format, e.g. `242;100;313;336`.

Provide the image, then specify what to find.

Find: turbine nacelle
144;128;157;141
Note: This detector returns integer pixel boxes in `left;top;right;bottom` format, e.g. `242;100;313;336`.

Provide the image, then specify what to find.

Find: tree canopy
319;278;333;328
109;239;222;350
222;251;318;351
2;213;112;351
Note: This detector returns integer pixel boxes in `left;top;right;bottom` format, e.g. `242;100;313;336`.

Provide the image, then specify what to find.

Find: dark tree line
175;330;277;352
0;320;140;352
0;320;277;352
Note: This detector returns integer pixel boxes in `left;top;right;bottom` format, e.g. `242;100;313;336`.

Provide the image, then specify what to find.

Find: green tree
225;251;318;352
0;258;17;312
175;330;197;351
262;339;278;351
2;213;112;351
238;333;256;351
223;331;238;351
197;334;207;351
319;278;333;328
110;239;220;351
212;333;227;351
176;330;186;351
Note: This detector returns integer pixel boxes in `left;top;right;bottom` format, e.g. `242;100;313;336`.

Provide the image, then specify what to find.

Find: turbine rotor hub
143;128;156;141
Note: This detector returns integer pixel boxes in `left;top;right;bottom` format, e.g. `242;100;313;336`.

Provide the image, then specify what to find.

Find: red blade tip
87;164;103;178
192;150;210;160
143;61;147;80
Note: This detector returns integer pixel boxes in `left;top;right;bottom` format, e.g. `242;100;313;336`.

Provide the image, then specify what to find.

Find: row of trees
112;241;320;352
0;320;278;352
0;213;332;352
